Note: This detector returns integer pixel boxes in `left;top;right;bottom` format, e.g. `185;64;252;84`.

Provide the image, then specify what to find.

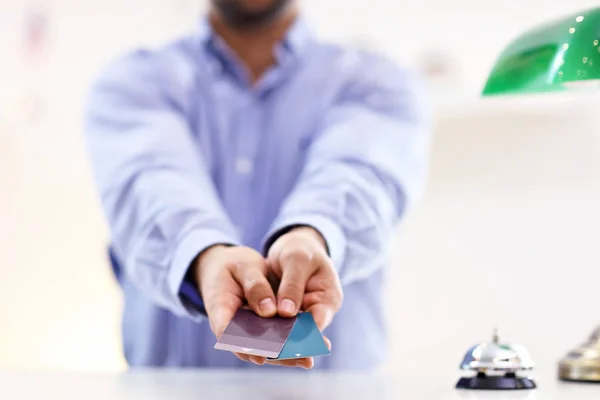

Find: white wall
1;0;599;373
384;98;600;376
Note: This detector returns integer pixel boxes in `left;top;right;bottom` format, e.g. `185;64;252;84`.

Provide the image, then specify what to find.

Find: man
85;0;431;370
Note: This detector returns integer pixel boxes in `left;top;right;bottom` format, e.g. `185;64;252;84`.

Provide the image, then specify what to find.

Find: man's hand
194;245;278;340
268;227;343;329
264;226;343;368
193;232;341;369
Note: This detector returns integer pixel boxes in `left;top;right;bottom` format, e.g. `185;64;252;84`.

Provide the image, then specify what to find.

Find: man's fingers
323;336;332;351
249;356;266;365
234;353;250;362
303;278;343;331
235;354;314;368
205;291;243;338
234;353;266;365
277;249;314;317
231;263;277;318
265;357;314;369
305;303;335;332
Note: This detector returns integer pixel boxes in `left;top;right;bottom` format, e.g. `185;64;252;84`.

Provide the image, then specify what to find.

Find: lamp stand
559;326;600;382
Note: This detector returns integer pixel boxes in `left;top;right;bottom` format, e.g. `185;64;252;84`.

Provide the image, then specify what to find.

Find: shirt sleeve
84;51;241;320
263;53;433;286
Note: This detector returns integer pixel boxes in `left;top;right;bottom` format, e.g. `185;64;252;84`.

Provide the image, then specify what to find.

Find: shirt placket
230;91;262;245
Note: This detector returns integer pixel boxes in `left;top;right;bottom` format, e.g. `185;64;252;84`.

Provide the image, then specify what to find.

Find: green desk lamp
483;8;600;96
482;7;600;383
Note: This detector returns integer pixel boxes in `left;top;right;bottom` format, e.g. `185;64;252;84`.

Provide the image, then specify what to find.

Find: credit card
270;312;330;360
214;308;296;359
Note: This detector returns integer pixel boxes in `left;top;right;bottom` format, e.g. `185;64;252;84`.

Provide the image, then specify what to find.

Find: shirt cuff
262;214;347;268
168;228;240;321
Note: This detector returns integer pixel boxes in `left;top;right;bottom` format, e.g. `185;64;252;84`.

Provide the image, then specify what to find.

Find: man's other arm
264;52;433;285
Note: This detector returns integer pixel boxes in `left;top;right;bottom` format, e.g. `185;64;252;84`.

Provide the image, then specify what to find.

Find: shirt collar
280;17;314;58
196;15;314;63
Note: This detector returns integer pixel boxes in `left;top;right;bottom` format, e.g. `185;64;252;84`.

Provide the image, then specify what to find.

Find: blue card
270;312;330;360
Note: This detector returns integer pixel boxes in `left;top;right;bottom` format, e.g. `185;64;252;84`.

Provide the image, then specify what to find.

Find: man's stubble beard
211;0;292;29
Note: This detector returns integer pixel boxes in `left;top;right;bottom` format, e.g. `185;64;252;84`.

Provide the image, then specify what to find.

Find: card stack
214;309;330;360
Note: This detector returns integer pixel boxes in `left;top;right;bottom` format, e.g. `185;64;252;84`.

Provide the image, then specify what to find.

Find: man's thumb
206;295;240;338
210;309;226;339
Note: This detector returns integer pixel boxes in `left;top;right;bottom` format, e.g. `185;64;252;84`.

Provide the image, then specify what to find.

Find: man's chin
212;0;291;28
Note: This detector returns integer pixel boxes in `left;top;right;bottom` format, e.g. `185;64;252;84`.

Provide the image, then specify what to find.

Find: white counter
0;369;597;399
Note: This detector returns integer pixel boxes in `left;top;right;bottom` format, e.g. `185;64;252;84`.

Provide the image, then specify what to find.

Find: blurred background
1;0;599;377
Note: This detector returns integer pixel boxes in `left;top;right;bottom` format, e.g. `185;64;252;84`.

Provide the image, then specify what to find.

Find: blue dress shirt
84;18;432;370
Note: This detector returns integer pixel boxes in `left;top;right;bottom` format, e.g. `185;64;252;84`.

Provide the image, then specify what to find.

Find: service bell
456;329;537;390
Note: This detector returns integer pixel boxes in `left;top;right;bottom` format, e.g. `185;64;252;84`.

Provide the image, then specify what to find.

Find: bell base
456;375;536;390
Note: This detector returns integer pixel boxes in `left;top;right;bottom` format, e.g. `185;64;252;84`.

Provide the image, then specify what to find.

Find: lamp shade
483;8;600;96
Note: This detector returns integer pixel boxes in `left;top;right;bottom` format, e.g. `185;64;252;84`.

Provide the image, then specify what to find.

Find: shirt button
235;157;253;175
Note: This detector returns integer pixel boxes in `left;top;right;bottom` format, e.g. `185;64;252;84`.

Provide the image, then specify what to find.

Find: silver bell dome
459;329;535;374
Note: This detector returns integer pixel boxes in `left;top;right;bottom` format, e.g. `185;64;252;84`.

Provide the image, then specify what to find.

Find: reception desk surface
0;369;597;399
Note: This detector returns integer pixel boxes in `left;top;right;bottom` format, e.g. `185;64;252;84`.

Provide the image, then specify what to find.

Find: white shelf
430;84;600;120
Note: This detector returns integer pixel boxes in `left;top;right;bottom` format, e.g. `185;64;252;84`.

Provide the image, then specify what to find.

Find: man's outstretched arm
84;51;241;320
264;54;433;286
